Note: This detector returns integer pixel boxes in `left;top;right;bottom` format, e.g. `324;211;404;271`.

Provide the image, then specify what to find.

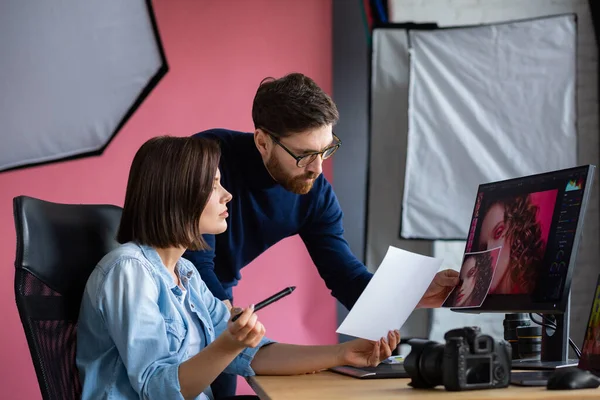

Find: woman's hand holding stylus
223;304;266;350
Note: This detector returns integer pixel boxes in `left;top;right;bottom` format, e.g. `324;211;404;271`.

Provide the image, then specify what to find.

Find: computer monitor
454;165;594;313
580;274;600;375
452;165;595;367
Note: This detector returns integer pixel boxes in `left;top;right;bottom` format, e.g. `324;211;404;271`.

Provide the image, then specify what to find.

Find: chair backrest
13;195;122;400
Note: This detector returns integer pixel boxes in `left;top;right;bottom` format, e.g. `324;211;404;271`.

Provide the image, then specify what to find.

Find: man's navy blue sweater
183;129;372;310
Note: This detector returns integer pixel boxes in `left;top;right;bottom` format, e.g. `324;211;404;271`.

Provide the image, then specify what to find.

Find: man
184;73;459;397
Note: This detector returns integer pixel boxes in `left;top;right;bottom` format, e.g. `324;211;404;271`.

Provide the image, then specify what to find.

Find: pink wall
0;1;336;397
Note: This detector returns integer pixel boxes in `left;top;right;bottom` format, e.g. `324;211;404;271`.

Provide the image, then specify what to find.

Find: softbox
0;0;167;172
401;14;577;239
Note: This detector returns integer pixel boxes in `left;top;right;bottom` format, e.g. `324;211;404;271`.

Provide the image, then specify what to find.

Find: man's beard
265;155;318;194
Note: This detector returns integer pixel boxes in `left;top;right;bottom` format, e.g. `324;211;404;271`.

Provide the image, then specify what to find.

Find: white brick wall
390;0;600;350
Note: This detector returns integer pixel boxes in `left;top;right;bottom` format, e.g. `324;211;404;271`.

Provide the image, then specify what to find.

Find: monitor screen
453;165;595;313
579;274;600;374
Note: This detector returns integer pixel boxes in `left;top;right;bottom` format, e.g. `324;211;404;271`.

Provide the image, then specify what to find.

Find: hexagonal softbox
0;0;167;172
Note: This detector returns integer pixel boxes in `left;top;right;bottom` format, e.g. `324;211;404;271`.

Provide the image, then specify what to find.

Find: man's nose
306;156;323;175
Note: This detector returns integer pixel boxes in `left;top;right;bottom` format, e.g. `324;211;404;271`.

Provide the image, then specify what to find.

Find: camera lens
517;326;542;359
503;313;531;360
404;339;445;388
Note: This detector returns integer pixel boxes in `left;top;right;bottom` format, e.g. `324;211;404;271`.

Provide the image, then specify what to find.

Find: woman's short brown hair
117;135;220;251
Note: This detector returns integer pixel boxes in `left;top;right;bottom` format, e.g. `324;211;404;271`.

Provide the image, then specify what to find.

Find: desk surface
248;371;600;400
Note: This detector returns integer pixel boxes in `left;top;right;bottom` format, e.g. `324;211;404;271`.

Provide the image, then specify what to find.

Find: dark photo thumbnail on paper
443;247;501;308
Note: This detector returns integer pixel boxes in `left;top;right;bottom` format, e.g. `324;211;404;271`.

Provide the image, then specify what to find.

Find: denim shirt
76;242;274;400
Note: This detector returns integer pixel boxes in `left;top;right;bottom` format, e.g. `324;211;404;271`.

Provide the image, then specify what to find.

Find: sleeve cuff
145;362;185;400
234;337;277;377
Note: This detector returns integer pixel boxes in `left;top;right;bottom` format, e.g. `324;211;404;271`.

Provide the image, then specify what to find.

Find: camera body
404;326;511;391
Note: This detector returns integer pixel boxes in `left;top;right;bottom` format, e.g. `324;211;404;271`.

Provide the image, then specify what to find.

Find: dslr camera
404;326;511;391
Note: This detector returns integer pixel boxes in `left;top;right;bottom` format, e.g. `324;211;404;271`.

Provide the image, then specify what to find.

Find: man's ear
254;129;270;157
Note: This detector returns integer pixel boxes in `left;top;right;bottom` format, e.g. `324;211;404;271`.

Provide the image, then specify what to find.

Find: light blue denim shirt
76;242;274;400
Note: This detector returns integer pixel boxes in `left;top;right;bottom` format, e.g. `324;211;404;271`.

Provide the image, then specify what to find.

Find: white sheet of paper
336;246;443;341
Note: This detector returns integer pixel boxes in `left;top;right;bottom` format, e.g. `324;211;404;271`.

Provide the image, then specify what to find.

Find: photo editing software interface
458;165;594;312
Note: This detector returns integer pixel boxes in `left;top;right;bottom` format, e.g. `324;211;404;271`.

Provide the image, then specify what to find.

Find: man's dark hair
117;135;220;251
252;72;339;137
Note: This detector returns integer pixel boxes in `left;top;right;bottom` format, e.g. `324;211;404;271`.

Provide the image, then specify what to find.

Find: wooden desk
248;371;600;400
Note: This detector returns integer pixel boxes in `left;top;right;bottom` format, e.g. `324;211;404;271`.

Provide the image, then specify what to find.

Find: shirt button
190;304;195;309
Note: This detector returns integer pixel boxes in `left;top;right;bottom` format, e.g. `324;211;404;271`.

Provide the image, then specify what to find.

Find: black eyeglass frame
260;127;342;168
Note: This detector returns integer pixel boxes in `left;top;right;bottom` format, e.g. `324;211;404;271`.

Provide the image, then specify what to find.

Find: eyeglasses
261;128;342;168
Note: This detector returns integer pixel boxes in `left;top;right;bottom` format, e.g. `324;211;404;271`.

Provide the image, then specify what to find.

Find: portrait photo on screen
580;280;600;371
466;189;558;295
443;247;501;308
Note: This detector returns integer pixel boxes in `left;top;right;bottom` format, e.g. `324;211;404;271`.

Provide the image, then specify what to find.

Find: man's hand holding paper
337;246;457;341
417;269;460;308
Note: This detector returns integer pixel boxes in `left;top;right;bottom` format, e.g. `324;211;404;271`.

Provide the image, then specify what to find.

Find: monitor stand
511;303;578;370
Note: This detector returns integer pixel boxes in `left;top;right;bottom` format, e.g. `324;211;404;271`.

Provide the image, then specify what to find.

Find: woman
454;252;493;307
76;136;399;400
474;195;545;294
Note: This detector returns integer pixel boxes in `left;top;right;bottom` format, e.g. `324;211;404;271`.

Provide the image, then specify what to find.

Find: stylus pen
231;286;296;322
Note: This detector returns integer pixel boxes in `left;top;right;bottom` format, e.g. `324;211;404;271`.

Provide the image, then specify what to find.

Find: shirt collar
137;243;194;288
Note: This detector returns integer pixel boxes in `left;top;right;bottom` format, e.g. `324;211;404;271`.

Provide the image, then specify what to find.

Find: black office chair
13;195;122;400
